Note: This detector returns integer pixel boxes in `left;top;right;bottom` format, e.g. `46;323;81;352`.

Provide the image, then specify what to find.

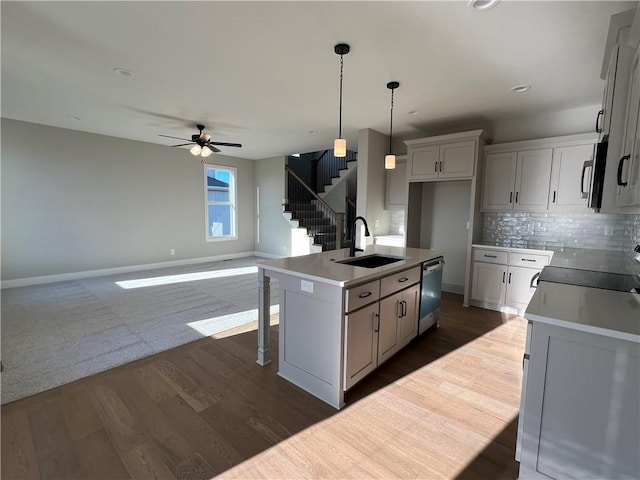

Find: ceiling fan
159;124;242;157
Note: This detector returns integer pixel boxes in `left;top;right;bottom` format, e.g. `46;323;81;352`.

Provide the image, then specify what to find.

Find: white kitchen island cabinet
256;245;442;409
518;281;640;480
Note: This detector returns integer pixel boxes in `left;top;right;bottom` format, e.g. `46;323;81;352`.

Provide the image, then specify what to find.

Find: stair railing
285;165;344;249
316;150;357;192
346;197;356;240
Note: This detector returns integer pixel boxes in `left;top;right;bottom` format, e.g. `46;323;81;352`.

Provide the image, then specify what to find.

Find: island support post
257;267;271;365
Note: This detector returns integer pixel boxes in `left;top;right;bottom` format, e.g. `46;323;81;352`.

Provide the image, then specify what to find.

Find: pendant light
334;43;350;158
385;81;399;170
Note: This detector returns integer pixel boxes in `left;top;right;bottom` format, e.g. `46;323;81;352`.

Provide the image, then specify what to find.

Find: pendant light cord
389;87;394;154
339;54;344;139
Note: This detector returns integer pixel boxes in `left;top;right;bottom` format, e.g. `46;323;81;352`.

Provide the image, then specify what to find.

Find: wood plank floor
1;293;525;479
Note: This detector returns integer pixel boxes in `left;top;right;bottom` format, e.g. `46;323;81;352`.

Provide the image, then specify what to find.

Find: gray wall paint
1;119;255;280
356;129;390;239
254;155;292;257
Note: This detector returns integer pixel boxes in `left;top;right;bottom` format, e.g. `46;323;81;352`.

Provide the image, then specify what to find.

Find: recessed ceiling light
307;130;318;135
113;67;134;77
468;0;500;10
408;110;420;115
510;84;532;93
68;116;82;121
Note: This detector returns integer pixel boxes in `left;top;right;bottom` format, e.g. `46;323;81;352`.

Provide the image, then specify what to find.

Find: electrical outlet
604;226;614;237
170;248;176;255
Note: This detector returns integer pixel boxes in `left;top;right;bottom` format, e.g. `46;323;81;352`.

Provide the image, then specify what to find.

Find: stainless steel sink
336;254;405;268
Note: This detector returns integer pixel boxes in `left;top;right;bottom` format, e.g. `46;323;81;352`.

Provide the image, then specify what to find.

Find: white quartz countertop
549;248;640;276
472;243;554;255
258;245;443;287
525;282;640;343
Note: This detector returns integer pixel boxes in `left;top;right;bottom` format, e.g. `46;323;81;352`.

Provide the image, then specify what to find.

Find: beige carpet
1;256;278;404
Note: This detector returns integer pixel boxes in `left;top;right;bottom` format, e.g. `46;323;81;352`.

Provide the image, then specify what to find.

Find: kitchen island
256;245;443;409
517;248;640;479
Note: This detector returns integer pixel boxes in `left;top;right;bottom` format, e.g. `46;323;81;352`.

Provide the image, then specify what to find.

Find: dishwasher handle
423;258;445;273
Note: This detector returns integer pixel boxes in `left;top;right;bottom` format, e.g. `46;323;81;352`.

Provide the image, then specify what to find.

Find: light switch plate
604;225;614;236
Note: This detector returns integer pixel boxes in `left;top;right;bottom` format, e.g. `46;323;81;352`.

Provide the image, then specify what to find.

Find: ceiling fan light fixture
334;43;350;158
385;81;400;170
190;144;202;156
200;145;213;157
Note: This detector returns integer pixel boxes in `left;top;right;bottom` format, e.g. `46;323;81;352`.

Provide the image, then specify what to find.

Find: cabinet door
505;266;540;311
385;160;407;208
408;145;439;181
344;303;379;390
378;291;402;365
514;149;553;211
482;152;517;210
398;284;419;348
616;48;640;207
439;140;476;179
602;44;620;136
548;144;595;213
471;262;507;304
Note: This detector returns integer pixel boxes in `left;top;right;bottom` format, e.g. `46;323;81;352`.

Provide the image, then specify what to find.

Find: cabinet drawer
473;249;508;265
345;280;380;313
508;252;550;268
380;266;421;298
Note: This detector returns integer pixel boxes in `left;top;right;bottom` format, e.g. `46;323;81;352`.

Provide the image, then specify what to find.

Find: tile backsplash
390;209;405;235
483;212;640;251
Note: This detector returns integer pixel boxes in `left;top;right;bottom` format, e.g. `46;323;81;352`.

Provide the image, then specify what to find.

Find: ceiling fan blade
210;142;242;148
158;134;192;142
170;143;195;147
210;146;221;153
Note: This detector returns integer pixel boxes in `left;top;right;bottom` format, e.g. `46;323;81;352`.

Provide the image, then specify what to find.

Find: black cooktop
539;266;640;293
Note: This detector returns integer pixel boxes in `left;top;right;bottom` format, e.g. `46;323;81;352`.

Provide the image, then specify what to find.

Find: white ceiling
1;1;637;160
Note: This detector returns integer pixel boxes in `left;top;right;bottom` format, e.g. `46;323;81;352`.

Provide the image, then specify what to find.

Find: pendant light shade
385;81;399;170
334;43;350;158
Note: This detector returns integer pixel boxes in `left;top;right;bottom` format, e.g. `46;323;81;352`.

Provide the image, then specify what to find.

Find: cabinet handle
509;192;513;203
358;291;372;299
398;301;404;318
508;272;512;284
617;155;631;186
403;301;408;317
483;254;497;258
374;313;380;333
435;161;438;173
398;277;409;283
530;272;540;289
502;272;506;283
515;192;519;203
439;161;443;173
523;352;530;370
521;258;536;263
595;109;604;133
580;160;592;199
552;190;557;203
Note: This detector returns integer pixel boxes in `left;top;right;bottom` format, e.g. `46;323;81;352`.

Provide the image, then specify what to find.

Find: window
205;165;237;240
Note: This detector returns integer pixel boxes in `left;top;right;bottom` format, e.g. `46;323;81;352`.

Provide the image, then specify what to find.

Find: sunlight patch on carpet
116;266;258;289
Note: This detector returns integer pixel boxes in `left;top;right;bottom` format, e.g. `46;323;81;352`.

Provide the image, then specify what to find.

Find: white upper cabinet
481;148;552;212
514;149;553;211
548;144;596;213
482;134;599;213
482;152;517;210
600;43;620;137
405;130;486;182
615;46;640;207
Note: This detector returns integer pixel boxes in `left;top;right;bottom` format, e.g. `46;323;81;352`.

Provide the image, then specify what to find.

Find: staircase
283;150;357;252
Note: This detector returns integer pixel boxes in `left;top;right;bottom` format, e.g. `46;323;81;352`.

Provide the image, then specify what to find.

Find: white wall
254;155;294;257
1;119;256;281
491;104;601;143
356;128;391;240
419;181;471;293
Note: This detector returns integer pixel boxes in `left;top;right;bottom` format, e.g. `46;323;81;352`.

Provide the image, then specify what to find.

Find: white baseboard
2;251;270;289
442;282;464;295
253;251;287;260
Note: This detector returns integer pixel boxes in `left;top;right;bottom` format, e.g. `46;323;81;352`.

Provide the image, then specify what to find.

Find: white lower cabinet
344;269;420;390
518;321;640;479
470;247;550;314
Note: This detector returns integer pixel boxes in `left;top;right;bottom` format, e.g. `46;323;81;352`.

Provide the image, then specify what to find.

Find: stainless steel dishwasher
419;257;444;334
